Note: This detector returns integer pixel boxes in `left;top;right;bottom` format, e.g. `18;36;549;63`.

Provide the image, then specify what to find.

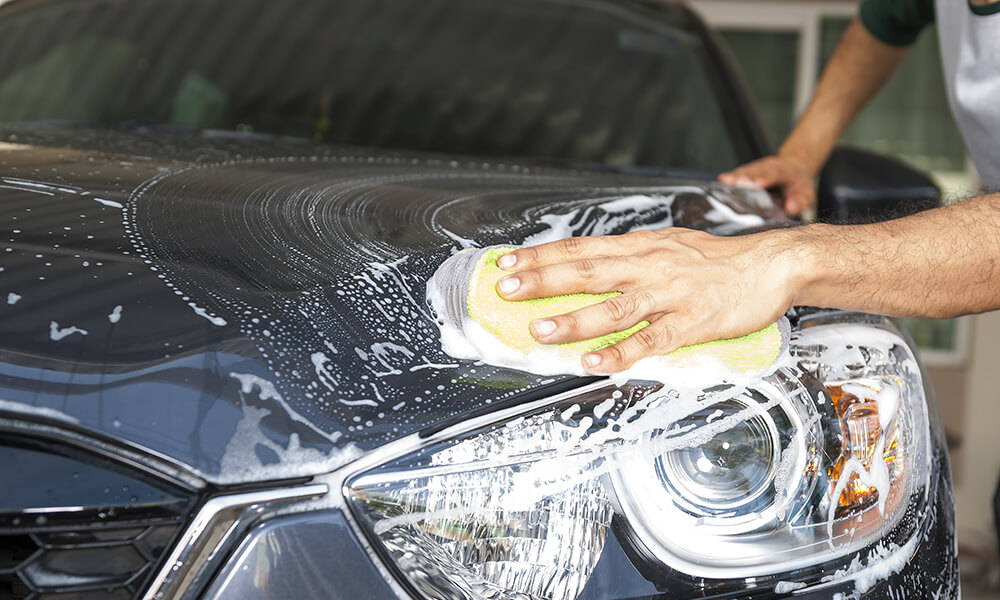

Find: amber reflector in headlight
344;317;930;598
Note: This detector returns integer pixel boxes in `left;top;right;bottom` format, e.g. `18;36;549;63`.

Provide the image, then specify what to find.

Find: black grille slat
0;536;37;574
33;528;146;549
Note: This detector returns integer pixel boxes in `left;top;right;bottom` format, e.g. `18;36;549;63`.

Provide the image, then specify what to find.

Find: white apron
936;1;1000;188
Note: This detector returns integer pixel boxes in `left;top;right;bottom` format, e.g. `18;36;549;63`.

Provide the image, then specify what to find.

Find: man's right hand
718;154;815;216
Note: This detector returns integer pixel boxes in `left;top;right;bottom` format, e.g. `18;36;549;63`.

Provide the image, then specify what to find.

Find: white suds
819;532;920;595
439;226;479;249
229;371;344;445
49;321;88;341
774;581;806;593
593;397;616;419
188;302;227;326
94;197;124;208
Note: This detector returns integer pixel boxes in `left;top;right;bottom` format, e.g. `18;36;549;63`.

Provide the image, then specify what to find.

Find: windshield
0;0;745;173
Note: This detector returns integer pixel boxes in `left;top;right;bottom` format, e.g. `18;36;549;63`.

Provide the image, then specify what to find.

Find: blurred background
690;0;999;595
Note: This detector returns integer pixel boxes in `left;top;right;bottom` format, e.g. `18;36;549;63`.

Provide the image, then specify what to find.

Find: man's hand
494;193;1000;375
715;18;911;217
495;229;802;374
718;154;815;216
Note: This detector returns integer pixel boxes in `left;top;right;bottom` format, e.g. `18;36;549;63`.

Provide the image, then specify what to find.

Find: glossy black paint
817;146;942;224
1;440;184;513
0;127;787;485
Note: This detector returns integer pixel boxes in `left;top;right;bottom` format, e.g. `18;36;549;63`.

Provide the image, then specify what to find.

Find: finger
785;197;801;215
581;319;682;374
784;180;815;215
497;234;638;271
496;257;639;300
797;183;817;210
719;163;782;189
717;168;752;185
529;290;659;344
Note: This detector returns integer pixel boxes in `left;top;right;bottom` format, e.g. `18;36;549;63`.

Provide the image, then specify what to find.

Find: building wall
956;313;1000;550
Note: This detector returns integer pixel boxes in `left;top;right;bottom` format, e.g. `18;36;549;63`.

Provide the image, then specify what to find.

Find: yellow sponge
466;246;787;373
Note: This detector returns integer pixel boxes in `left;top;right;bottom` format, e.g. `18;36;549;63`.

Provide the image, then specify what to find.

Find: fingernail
498;276;520;295
532;319;556;337
497;254;517;269
583;353;602;368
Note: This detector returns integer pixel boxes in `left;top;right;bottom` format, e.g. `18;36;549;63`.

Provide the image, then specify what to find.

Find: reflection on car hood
0;128;788;484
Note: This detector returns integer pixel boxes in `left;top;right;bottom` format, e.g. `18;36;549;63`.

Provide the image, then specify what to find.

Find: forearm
781;194;1000;318
778;18;909;175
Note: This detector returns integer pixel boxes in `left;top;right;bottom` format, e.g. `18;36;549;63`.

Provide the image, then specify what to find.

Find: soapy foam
819;531;920;596
364;317;930;593
219;371;361;482
108;304;123;323
49;321;88;341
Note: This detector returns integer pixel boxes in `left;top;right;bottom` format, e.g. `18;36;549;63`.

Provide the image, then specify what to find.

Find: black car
0;0;957;599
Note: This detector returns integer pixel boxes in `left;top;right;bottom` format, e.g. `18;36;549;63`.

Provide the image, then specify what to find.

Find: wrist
776;145;822;178
757;226;825;309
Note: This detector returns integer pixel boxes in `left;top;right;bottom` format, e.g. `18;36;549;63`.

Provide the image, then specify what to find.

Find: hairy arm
718;18;909;214
496;195;1000;373
792;194;1000;317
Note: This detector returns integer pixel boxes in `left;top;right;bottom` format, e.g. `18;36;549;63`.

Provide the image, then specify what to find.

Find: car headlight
344;315;931;599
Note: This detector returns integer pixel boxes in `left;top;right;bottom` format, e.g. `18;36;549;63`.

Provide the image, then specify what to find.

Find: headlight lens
344;316;931;598
660;397;780;511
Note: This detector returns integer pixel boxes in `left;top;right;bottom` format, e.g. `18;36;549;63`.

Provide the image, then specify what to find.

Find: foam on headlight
344;317;930;598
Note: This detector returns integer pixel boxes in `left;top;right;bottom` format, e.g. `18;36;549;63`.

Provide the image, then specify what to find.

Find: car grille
1;522;183;600
0;436;197;600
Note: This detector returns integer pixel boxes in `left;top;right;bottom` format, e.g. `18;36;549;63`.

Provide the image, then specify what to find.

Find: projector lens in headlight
657;398;780;513
344;316;931;599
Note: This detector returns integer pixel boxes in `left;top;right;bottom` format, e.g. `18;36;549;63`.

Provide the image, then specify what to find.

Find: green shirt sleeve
859;0;935;46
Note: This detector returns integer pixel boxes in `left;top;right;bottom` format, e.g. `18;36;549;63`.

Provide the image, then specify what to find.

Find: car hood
0;127;789;484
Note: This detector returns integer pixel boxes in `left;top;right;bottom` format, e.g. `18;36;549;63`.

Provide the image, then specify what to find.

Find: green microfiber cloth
466;246;788;373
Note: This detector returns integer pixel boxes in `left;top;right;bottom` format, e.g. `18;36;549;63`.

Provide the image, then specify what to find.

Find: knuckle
558;236;584;256
654;228;677;242
605;343;629;367
635;290;657;312
603;296;633;322
604;292;652;323
632;327;662;351
555;312;579;334
520;246;540;265
659;322;679;350
573;258;597;279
